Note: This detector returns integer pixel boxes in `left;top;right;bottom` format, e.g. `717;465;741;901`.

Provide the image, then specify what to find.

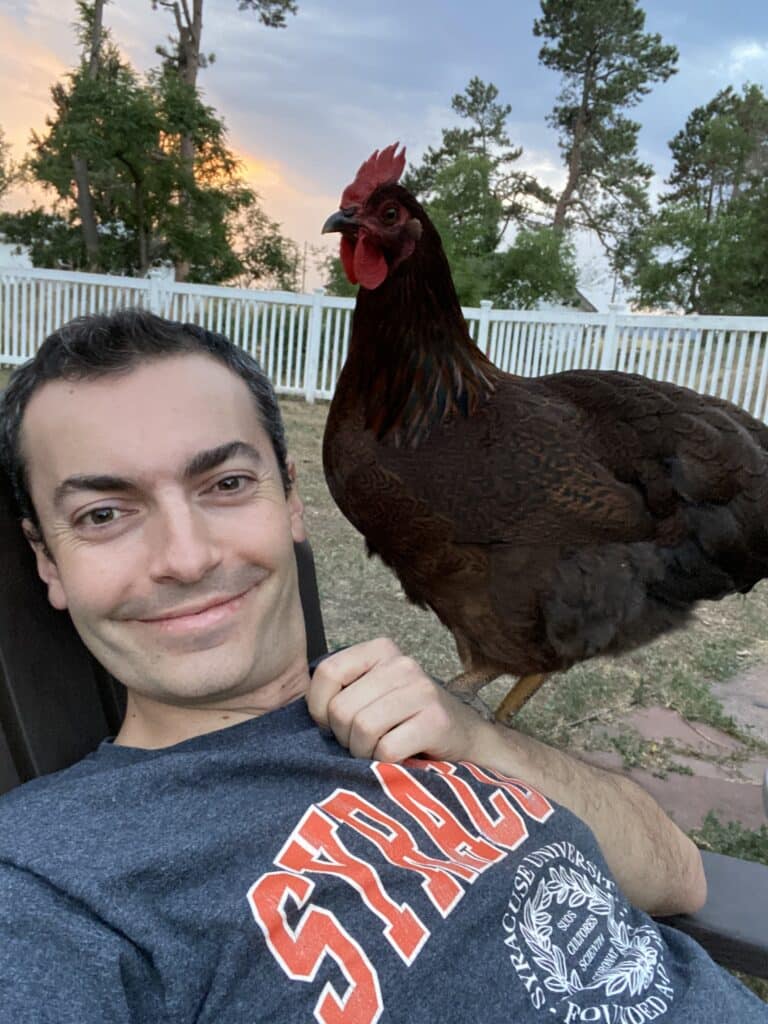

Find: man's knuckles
370;637;403;659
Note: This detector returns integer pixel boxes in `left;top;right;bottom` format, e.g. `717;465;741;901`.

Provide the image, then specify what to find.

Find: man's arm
308;639;707;919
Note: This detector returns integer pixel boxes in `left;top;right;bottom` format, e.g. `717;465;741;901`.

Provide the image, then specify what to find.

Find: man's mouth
137;587;255;635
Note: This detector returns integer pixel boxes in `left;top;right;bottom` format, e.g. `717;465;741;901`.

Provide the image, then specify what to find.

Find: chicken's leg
494;673;549;723
445;666;504;720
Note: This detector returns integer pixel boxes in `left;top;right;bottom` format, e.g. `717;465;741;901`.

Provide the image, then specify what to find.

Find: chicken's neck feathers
344;235;497;447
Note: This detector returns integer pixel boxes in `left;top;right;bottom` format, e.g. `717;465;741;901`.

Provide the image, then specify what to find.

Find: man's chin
102;646;260;707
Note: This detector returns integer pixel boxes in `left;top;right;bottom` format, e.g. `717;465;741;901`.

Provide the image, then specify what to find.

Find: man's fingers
324;657;427;749
344;681;447;759
307;638;402;728
370;712;444;764
305;639;481;766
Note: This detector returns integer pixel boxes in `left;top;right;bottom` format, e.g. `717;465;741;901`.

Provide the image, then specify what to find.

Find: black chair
0;465;766;981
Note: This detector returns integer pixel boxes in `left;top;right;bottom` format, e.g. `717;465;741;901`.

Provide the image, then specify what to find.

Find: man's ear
21;519;68;611
285;457;307;544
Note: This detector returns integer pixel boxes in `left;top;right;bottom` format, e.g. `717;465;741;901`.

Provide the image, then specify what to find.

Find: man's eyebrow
52;474;135;511
52;441;264;511
182;440;263;479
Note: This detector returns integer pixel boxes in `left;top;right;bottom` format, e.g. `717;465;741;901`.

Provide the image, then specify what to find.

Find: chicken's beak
322;210;359;235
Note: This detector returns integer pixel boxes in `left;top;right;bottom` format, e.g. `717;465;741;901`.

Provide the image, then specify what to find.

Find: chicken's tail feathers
542;520;768;664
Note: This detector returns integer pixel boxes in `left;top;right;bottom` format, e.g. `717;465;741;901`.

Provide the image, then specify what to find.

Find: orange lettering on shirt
422;761;529;851
248;871;383;1024
374;762;505;876
276;806;428;964
458;762;554;823
320;788;468;917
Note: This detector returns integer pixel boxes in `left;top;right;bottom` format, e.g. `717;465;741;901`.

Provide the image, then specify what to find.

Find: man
0;309;764;1023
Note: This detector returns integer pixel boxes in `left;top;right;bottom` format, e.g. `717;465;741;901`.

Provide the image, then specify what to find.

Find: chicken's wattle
341;232;388;290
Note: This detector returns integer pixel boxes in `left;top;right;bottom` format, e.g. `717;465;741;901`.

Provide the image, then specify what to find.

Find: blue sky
1;0;767;295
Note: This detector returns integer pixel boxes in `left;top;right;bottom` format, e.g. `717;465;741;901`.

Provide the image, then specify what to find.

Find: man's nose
148;503;223;584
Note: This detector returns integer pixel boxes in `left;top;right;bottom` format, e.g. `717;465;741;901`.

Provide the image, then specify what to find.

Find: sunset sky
1;0;766;295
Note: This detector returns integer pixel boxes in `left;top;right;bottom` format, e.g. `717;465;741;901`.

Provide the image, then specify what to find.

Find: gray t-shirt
0;698;765;1023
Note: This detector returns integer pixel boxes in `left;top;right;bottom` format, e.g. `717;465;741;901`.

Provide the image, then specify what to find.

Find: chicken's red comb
340;143;406;208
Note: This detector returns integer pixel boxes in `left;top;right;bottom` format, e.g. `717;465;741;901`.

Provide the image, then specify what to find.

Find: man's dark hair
0;308;292;536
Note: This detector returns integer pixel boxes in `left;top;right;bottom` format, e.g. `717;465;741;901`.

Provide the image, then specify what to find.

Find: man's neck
114;660;309;750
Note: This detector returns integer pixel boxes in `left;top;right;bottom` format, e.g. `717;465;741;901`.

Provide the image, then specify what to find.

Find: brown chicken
321;143;768;721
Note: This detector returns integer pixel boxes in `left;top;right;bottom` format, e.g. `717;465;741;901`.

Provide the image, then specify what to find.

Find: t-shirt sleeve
0;861;166;1024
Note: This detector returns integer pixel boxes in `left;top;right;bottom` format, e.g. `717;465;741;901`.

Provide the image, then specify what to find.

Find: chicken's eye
381;206;398;225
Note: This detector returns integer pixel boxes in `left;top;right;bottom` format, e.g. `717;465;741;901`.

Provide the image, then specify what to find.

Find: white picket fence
3;266;768;422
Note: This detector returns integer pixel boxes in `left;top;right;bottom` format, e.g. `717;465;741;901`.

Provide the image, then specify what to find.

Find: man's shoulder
0;752;106;847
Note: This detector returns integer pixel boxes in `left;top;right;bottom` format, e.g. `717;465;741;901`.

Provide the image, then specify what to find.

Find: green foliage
321;254;359;298
630;85;768;313
425;153;503;306
152;0;298;76
404;78;575;308
230;203;300;291
0;127;16;203
534;0;678;274
404;77;551;245
24;53;249;278
8;7;297;285
492;227;578;310
234;0;298;28
689;812;768;867
665;84;768;211
0;208;90;270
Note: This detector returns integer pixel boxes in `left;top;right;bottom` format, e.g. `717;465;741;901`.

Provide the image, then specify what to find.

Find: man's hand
307;638;706;917
307;638;489;764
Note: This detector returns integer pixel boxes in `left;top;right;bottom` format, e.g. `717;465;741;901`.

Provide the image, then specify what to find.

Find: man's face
20;354;307;709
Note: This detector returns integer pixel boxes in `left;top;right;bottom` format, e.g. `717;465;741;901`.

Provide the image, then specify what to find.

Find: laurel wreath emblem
518;864;663;998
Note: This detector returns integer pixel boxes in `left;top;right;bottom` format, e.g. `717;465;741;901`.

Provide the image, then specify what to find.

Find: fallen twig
687;720;733;750
567;708;611;728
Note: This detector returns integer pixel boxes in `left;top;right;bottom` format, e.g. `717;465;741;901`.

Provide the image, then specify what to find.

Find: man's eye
214;475;250;493
80;507;121;527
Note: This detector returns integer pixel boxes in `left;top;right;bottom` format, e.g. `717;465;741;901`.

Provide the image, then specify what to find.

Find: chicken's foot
444;666;503;721
494;673;549;724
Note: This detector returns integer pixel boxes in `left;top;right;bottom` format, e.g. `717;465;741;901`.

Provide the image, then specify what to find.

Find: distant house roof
535;287;600;314
573;287;600;313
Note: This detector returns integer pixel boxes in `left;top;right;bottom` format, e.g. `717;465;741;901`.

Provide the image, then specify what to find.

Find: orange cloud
0;13;71;213
0;14;68;154
236;145;339;288
0;22;337;289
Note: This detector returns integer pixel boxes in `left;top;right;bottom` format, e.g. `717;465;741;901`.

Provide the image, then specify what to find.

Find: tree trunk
552;130;584;230
72;156;100;269
73;0;105;271
552;61;595;232
172;0;204;282
87;0;105;77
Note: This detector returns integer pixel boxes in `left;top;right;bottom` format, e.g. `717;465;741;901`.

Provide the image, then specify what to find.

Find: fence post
147;276;163;315
600;302;624;371
304;288;326;404
477;299;493;354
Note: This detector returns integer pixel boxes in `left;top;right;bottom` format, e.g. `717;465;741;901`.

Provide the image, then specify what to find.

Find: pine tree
534;0;678;273
630;85;768;313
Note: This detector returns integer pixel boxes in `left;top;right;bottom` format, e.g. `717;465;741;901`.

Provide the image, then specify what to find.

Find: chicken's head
322;143;423;290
